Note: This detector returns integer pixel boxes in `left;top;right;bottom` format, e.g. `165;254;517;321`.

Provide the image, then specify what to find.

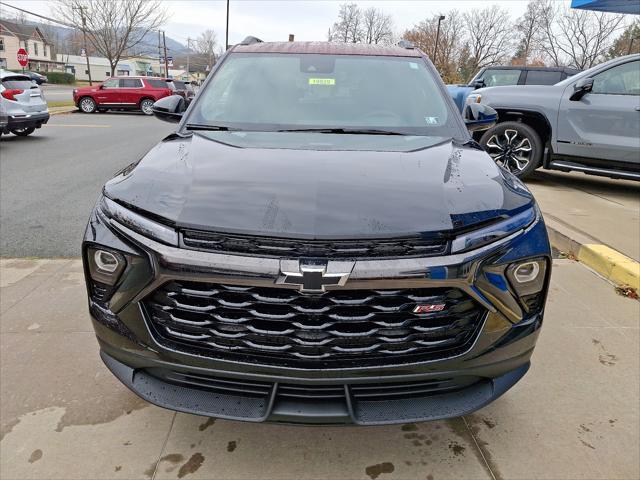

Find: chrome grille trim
143;281;486;365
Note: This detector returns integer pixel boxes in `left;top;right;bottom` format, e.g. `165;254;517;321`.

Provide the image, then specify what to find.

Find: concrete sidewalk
527;170;640;262
1;258;638;480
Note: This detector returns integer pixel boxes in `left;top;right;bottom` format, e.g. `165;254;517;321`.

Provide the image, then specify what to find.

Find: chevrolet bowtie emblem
277;263;350;293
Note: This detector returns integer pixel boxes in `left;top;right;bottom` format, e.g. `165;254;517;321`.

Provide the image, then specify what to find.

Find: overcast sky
3;0;533;47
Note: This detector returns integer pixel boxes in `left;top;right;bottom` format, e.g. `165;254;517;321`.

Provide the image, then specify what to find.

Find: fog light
506;258;547;298
513;261;540;283
94;250;119;273
87;247;126;286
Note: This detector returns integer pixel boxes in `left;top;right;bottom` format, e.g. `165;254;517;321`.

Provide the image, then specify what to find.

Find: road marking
46;124;111;128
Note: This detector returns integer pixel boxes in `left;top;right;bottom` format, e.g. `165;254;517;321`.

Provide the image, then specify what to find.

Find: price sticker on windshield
308;78;335;86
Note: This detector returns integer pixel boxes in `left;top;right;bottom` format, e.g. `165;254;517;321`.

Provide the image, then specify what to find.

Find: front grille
146;367;480;402
181;230;448;258
143;281;485;366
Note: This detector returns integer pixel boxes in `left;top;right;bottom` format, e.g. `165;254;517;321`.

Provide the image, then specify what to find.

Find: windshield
186;53;463;137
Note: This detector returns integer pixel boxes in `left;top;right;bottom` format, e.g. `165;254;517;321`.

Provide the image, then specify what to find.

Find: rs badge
413;304;446;314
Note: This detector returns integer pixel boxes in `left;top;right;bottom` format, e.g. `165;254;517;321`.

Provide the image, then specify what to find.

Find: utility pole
225;0;230;50
433;15;445;68
74;5;92;85
186;37;191;79
158;30;162;76
162;31;169;78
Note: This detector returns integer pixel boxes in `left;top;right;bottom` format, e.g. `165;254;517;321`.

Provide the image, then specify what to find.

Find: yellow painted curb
578;244;640;291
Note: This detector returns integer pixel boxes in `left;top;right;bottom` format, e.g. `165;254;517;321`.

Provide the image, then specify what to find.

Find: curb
49;106;77;116
545;214;640;292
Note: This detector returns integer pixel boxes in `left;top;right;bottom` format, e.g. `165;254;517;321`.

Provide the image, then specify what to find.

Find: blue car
82;39;551;425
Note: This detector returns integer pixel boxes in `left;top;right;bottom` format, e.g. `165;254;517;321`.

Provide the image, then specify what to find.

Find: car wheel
140;99;154;115
79;97;97;113
10;127;36;136
480;121;543;179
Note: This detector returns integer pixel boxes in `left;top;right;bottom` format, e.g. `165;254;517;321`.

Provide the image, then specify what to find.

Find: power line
0;1;74;28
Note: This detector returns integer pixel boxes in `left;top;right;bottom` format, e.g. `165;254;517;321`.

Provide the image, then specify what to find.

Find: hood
104;133;533;239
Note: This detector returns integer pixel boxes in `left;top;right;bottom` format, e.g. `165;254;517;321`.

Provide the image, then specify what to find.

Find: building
122;56;164;77
0;19;63;71
168;68;207;84
56;54;134;81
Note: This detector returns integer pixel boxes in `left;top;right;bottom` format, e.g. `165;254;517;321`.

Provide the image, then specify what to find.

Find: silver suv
0;70;49;137
471;54;640;181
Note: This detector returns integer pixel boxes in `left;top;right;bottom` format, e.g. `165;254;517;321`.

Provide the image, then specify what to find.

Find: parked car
473;54;640;180
0;69;49;136
73;76;174;115
448;66;580;112
24;71;48;85
170;80;195;103
83;38;551;425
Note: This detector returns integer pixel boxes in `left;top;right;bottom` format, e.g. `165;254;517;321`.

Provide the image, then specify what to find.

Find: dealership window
33;42;39;55
0;38;4;51
0;58;7;68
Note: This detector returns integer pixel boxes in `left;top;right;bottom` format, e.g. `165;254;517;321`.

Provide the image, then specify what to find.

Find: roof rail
397;40;415;50
239;36;263;46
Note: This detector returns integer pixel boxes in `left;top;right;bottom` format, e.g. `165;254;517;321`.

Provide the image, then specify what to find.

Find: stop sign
17;48;29;67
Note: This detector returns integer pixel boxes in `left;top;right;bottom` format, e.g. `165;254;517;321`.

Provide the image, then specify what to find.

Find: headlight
451;207;536;254
99;196;178;246
465;93;482;105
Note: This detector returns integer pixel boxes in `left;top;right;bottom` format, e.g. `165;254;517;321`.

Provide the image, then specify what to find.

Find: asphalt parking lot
1;112;639;479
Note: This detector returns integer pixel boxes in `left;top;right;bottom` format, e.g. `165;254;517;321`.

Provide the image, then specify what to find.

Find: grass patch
47;100;75;108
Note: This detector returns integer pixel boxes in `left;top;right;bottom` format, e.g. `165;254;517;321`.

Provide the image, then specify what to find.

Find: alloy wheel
80;98;95;113
141;100;154;115
485;129;533;174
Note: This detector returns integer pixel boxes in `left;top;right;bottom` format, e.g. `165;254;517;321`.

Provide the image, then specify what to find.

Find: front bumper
84;203;551;424
3;112;49;133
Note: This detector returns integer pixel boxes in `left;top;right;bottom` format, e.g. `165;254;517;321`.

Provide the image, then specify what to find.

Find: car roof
109;76;171;80
481;65;581;73
233;41;423;57
0;70;32;80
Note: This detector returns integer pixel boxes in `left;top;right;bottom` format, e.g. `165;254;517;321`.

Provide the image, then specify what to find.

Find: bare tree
403;11;466;82
607;20;640;58
329;3;363;43
195;29;218;69
463;6;513;72
362;7;394;45
54;0;168;75
513;0;543;66
536;1;625;69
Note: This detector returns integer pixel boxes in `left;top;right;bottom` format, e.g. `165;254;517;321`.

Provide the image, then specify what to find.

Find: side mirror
152;95;186;123
463;103;498;132
570;77;593;101
472;79;485;89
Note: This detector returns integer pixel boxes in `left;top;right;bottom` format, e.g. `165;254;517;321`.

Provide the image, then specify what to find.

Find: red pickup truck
73;76;174;115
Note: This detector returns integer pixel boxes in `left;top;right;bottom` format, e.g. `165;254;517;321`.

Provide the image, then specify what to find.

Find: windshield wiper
185;123;241;131
277;127;407;135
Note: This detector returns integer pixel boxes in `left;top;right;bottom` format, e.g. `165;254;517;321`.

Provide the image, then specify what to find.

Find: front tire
10;127;36;136
140;99;154;115
79;97;97;113
480;121;543;179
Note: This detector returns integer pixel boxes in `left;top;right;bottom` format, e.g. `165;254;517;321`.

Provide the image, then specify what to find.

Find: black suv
83;38;551;425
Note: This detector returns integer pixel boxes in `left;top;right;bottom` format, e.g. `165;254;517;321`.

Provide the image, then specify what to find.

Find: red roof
233;41;423;57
